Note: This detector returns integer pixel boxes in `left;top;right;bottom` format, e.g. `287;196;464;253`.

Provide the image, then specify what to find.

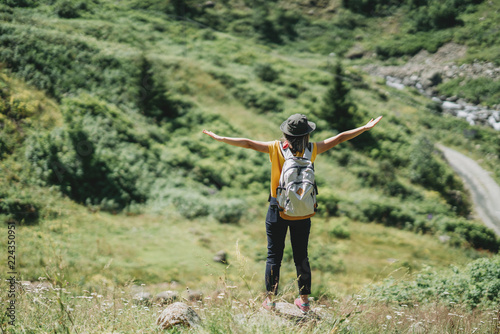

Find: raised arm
203;130;271;153
316;116;382;155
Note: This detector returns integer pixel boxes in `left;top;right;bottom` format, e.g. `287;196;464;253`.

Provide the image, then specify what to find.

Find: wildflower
386;315;392;320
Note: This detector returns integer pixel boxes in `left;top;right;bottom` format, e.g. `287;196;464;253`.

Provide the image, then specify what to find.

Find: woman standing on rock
203;114;382;312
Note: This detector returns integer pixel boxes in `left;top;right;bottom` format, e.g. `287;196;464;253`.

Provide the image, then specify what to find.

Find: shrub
375;30;452;58
316;189;339;217
437;216;499;252
0;0;36;7
54;0;88;19
408;0;483;32
137;56;188;121
0;195;39;225
436;77;500;107
231;83;283;113
329;220;351;239
358;200;415;228
254;63;279;83
210;199;245;224
342;0;405;16
408;136;447;190
370;255;500;308
172;192;210;219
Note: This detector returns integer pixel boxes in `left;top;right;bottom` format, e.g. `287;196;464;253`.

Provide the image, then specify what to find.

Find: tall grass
3;267;499;333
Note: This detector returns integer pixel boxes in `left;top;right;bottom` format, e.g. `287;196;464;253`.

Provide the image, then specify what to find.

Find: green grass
1;1;500;331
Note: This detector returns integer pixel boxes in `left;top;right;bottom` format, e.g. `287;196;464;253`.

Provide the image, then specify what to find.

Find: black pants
265;197;312;296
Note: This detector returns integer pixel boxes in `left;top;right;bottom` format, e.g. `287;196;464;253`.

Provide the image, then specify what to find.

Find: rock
442;101;462;110
213;250;228;264
345;44;366;60
157;302;202;330
133;292;152;305
275;302;306;321
385;76;405;90
274;302;321;323
203;1;215;8
439;235;451;243
187;290;203;301
456;110;469;119
154;291;178;305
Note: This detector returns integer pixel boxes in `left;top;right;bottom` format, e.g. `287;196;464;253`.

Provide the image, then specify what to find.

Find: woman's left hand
364;116;383;130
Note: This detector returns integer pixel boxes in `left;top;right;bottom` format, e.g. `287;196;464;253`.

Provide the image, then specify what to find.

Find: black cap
280;114;316;136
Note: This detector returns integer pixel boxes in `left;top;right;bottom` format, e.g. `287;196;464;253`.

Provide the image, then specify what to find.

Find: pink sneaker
262;298;276;311
294;297;310;313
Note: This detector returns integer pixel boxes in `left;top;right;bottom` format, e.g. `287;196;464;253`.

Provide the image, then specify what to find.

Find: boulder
156;302;202;330
133;292;152;305
275;302;306;321
213;250;228;264
274;302;321;323
187;290;203;301
442;101;462;110
154;290;178;305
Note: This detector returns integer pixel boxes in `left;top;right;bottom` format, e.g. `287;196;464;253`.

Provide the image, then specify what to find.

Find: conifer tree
316;61;357;131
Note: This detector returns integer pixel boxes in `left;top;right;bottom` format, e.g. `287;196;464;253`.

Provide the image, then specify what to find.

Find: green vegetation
1;0;500;331
371;256;500;308
437;77;500;107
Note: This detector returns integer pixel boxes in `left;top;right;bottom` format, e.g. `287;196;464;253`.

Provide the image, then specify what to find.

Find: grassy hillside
1;0;500;331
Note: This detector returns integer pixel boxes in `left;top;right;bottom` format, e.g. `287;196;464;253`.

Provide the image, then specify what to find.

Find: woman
203;114;382;312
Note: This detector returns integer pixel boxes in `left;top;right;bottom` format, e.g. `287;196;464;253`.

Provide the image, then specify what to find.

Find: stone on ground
157;302;202;330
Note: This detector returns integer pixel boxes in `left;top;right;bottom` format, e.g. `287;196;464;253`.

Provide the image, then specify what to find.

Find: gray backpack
276;143;318;219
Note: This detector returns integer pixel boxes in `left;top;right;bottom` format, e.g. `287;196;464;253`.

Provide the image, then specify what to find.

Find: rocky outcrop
363;43;500;130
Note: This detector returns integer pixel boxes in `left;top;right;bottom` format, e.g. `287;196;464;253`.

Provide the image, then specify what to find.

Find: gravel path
437;144;500;236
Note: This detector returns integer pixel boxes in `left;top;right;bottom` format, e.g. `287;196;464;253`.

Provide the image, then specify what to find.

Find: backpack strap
303;143;313;160
280;142;313;160
280;142;295;160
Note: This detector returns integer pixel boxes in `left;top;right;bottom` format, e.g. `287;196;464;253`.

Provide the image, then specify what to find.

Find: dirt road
437;144;500;236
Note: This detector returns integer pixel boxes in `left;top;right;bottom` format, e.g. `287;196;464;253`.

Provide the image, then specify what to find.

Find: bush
375;30;452;58
0;195;39;225
329;220;351;239
172;192;210;219
210;199;245;224
358;200;415;228
316;189;339;217
408;136;448;191
437;216;499;252
231;83;283;113
0;24;141;107
370;255;500;308
408;0;483;32
254;63;279;83
436;77;500;107
25;96;163;210
0;0;36;7
54;0;88;19
342;0;405;16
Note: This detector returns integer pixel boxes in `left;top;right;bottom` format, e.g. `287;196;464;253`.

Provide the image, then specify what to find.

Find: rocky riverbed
362;43;500;130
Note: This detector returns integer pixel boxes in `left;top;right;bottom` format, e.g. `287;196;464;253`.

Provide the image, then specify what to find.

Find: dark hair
283;133;310;154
